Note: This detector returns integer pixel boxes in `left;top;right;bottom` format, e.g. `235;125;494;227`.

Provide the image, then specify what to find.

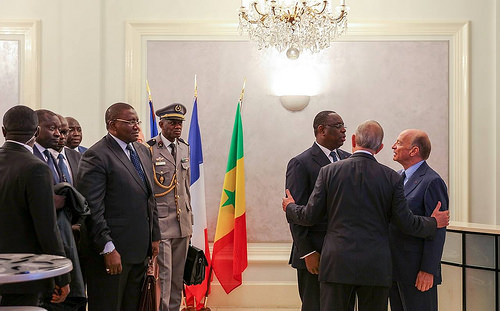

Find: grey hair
355;120;384;151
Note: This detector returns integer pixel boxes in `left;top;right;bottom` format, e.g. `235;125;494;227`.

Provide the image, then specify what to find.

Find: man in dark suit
389;129;448;311
76;102;160;311
0;105;70;306
285;110;351;311
50;114;81;184
43;114;87;311
33;109;63;184
66;117;88;153
282;120;449;311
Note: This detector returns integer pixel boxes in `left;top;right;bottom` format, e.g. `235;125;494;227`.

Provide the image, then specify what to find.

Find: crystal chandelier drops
239;0;349;59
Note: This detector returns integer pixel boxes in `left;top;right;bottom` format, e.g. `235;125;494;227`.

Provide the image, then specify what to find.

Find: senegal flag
212;101;247;294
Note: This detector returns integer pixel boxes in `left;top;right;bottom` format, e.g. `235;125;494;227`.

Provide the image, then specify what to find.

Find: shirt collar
315;141;338;160
354;150;373;155
34;142;47;154
109;133;129;153
160;133;176;147
403;160;425;181
49;147;66;159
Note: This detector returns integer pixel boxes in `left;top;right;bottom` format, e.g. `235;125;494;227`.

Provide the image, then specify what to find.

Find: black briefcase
183;245;208;285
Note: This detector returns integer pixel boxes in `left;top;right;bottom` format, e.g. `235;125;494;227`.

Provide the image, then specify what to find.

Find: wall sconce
279;95;311;111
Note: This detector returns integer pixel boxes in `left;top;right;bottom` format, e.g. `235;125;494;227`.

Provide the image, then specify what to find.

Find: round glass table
0;253;72;284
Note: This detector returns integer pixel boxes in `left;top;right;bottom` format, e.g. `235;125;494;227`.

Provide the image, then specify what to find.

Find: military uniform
149;103;193;311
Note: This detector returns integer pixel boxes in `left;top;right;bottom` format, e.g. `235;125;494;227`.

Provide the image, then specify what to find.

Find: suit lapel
65;148;80;179
133;141;153;190
33;145;44;161
105;135;147;193
404;161;428;196
337;149;351;160
33;144;61;184
310;143;331;167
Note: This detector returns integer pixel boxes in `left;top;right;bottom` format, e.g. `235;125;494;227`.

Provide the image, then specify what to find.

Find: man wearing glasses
147;103;192;311
76;102;160;311
285;110;352;311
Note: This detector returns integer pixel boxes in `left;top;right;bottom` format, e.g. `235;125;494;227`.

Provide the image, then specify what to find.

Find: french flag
185;96;211;309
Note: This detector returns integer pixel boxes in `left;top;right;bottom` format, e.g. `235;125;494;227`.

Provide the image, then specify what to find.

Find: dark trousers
389;281;438;311
86;252;147;311
321;282;389;311
0;293;40;306
297;268;321;311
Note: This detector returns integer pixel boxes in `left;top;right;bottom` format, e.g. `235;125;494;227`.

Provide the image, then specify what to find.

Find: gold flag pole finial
146;80;152;101
194;74;198;98
239;78;246;103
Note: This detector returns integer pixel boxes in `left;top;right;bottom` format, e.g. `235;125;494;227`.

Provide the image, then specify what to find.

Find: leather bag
139;256;161;311
184;245;208;285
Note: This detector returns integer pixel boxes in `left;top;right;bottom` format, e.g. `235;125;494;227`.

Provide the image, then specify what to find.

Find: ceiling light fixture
239;0;349;59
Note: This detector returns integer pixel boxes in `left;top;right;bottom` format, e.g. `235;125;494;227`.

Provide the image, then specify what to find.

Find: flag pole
239;78;246;109
200;264;213;310
194;74;198;98
146;80;152;102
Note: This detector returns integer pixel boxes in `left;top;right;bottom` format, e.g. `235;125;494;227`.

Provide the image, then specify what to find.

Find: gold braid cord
154;172;176;198
150;145;177;198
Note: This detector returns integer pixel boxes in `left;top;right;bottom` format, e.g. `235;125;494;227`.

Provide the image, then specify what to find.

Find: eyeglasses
114;119;142;126
325;123;346;129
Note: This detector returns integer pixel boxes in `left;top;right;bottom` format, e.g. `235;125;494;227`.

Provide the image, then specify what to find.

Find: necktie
170;143;177;162
43;150;61;184
126;144;147;185
401;171;407;184
330;151;339;162
57;153;72;184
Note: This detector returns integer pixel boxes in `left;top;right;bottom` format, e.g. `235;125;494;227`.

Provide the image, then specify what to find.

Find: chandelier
239;0;348;59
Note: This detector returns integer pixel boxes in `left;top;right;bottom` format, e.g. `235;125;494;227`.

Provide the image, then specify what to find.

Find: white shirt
49;147;74;183
34;142;50;161
160;133;176;154
315;141;340;163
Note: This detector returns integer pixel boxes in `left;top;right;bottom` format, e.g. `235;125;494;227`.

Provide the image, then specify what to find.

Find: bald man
389;129;448;311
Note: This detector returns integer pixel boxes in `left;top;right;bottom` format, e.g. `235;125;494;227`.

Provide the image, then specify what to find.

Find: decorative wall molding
125;20;470;222
0;20;41;109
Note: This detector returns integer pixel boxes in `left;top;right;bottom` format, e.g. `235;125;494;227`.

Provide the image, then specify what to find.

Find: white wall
0;0;497;222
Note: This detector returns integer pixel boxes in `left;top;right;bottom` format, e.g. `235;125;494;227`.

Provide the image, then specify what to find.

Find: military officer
148;103;193;311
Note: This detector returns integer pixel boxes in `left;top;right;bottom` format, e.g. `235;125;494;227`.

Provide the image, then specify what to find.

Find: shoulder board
146;138;156;146
178;138;189;146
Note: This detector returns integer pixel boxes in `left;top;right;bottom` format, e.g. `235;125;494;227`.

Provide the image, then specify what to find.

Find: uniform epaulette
178;138;189;146
146;138;157;147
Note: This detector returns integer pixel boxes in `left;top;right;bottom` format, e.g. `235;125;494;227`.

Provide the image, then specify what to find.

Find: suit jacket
0;142;70;294
149;135;192;238
33;143;63;184
64;146;82;182
286;152;437;287
75;134;160;264
389;161;448;286
286;143;350;269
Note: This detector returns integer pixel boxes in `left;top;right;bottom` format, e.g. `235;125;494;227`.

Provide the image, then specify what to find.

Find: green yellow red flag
211;101;247;294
